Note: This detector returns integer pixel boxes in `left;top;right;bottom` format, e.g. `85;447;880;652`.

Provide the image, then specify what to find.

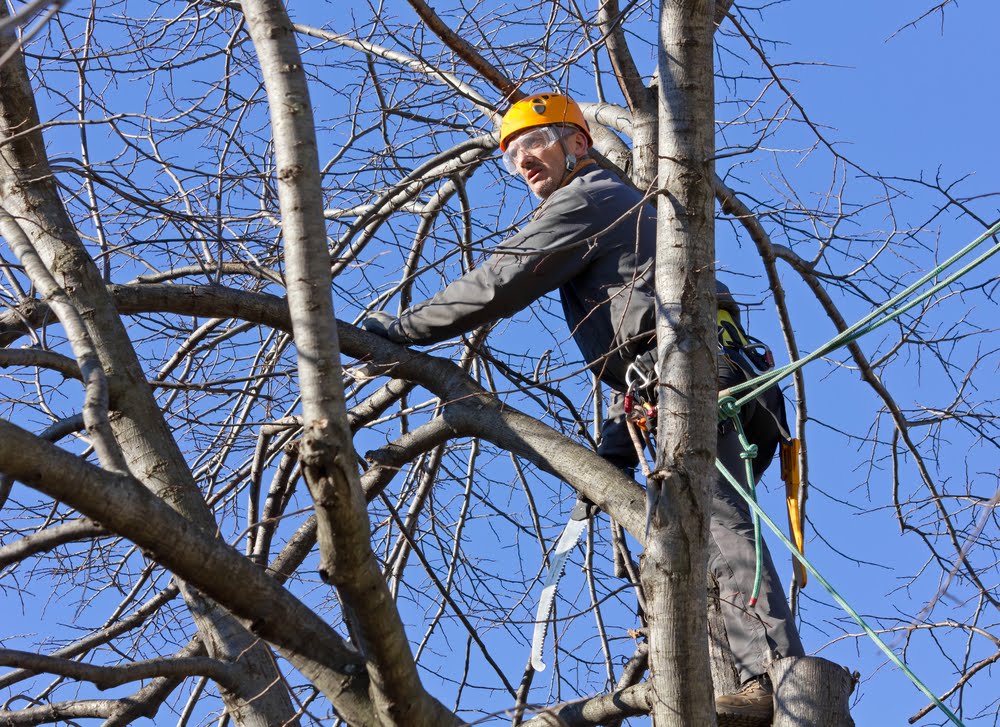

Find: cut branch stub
769;656;857;727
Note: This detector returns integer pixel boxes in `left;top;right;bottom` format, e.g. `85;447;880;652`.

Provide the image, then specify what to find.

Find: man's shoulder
576;164;629;188
519;165;653;251
557;165;641;208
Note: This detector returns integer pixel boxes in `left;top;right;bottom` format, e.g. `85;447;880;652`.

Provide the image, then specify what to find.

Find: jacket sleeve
391;184;605;345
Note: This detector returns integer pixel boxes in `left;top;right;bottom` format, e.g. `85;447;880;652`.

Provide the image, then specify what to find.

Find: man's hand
361;311;408;343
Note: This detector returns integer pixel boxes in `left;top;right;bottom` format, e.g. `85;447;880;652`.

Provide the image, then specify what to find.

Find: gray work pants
598;385;805;681
713;411;804;681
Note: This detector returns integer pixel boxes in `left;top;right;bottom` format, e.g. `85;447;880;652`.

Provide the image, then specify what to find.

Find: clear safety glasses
501;126;568;174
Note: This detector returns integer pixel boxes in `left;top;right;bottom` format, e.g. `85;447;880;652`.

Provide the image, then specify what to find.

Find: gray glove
361;311;407;343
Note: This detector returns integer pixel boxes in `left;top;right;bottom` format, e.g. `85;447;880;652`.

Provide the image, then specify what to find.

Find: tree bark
707;574;740;698
769;656;857;727
630;106;659;192
642;0;718;724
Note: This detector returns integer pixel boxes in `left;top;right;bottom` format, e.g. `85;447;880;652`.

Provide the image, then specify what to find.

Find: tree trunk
642;0;718;725
630;107;659;191
769;656;857;727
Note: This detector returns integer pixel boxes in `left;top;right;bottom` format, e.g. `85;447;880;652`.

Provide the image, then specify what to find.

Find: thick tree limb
7;295;649;548
0;346;80;379
0;207;127;473
520;683;650;726
0;282;648;539
597;0;654;114
0;699;121;725
0;649;239;692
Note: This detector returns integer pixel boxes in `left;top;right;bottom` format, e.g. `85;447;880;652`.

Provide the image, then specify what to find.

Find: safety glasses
501;126;567;174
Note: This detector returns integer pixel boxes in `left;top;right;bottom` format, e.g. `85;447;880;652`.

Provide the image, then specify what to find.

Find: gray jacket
390;164;739;392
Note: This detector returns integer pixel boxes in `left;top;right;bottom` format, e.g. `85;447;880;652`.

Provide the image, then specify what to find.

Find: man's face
504;126;588;199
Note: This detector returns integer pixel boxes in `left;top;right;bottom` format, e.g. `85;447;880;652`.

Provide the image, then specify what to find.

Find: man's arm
387;186;603;344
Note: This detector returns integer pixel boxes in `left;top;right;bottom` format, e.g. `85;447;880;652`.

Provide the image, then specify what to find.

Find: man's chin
529;178;557;199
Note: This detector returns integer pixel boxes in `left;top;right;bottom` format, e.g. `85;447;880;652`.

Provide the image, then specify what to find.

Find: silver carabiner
626;360;658;392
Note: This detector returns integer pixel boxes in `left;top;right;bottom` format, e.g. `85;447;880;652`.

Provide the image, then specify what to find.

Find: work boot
716;674;774;727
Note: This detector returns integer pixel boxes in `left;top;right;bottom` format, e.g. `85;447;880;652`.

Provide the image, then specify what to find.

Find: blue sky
774;1;999;180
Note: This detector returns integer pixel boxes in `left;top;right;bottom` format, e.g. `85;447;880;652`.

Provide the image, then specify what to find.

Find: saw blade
530;515;588;671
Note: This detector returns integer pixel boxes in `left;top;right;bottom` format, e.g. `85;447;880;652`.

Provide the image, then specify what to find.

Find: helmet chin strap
557;136;577;188
558;137;578;173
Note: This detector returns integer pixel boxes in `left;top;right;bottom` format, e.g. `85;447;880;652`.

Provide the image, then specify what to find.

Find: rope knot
718;396;740;421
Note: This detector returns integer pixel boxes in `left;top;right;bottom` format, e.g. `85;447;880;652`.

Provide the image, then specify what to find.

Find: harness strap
717;309;791;441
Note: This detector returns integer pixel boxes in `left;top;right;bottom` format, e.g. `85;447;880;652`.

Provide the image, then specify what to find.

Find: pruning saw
530;497;593;671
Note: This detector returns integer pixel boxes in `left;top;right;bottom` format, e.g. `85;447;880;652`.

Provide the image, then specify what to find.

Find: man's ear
571;131;590;157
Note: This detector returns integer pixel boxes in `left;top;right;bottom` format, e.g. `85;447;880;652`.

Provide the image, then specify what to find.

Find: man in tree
363;92;804;721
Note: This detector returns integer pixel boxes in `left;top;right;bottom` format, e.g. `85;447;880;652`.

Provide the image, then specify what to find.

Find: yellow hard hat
499;93;592;151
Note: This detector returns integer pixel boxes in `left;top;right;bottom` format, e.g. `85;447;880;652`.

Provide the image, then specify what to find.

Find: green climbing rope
718;395;764;605
726;218;1000;411
715;457;966;727
714;219;999;727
